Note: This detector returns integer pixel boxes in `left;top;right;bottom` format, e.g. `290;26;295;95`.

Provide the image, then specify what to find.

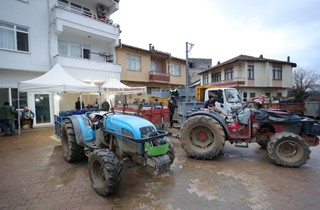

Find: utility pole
185;42;194;102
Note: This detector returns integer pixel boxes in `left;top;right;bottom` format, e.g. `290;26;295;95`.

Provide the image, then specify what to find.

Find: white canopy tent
100;78;147;106
16;64;100;138
18;64;99;93
100;78;146;94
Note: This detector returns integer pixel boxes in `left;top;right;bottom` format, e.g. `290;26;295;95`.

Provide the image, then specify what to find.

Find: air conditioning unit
97;4;108;14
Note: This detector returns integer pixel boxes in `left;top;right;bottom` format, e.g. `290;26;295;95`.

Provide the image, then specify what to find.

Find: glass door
34;94;51;124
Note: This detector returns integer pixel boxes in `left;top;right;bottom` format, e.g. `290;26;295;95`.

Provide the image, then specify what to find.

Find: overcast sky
111;0;320;72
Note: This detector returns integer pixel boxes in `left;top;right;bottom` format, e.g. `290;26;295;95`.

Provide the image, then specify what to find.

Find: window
169;63;181;76
58;40;68;55
58;1;92;16
58;40;90;59
265;92;270;97
83;49;90;59
248;65;254;79
127;54;141;71
70;42;81;58
277;92;282;97
0;88;27;109
58;0;68;8
211;72;221;83
151;61;159;72
203;74;209;85
250;93;256;98
273;66;282;80
225;68;233;80
70;2;82;12
0;21;29;52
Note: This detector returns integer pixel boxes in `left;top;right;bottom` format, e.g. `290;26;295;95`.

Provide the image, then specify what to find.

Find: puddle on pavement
47;167;79;187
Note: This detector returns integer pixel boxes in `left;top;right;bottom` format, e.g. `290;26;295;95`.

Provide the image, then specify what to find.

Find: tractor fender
67;115;95;147
187;111;230;137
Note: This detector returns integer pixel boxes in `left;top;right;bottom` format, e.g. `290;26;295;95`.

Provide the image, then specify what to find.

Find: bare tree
290;67;319;100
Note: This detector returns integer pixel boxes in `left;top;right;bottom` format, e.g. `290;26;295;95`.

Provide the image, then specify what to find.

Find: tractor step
85;142;100;149
234;141;249;148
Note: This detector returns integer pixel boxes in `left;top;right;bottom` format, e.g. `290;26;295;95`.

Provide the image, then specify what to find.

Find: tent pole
80;93;83;109
17;82;21;148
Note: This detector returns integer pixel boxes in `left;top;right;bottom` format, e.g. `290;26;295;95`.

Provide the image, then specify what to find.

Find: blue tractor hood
105;114;157;139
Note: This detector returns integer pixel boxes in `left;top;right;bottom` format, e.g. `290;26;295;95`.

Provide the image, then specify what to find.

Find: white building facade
0;0;121;126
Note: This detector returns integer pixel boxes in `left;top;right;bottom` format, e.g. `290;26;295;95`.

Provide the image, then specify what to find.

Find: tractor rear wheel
180;115;225;159
88;149;122;196
267;132;311;167
61;118;85;162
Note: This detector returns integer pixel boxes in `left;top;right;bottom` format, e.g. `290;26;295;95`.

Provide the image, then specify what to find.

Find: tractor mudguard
67;115;95;147
188;111;230;137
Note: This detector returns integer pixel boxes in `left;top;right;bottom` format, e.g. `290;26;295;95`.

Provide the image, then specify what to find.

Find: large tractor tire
166;141;175;164
180;115;225;159
61;118;85;162
88;149;122;196
267;132;311;167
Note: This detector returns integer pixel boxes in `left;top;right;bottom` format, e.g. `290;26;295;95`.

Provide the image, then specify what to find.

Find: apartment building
116;43;186;100
199;54;297;99
0;0;121;126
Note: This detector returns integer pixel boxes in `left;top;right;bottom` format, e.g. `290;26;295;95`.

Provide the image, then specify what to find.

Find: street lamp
185;42;194;102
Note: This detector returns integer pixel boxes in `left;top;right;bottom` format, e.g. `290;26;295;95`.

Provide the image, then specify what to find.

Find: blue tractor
59;111;175;196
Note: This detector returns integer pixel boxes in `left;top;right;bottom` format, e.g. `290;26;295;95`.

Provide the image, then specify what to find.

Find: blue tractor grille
140;126;156;138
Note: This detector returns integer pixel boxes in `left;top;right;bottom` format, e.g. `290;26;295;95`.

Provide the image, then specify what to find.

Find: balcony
52;3;120;42
149;71;170;83
209;77;245;87
53;55;121;74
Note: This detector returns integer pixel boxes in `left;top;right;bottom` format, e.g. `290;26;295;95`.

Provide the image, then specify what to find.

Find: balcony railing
149;71;170;82
53;3;119;27
207;77;245;87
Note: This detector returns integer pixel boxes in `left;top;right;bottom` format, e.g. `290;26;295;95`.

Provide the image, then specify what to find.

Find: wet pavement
1;126;320;210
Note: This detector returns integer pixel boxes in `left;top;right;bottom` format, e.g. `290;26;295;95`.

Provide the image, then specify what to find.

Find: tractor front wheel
61;118;85;162
180;115;225;159
88;149;122;196
267;132;311;167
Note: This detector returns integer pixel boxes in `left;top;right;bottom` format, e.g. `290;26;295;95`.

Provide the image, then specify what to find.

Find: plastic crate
144;141;169;156
59;110;73;117
301;120;320;136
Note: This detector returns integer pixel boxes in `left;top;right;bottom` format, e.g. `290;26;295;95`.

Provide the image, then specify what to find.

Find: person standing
20;106;34;128
93;98;99;108
0;102;17;136
168;96;176;128
101;99;110;111
75;97;85;110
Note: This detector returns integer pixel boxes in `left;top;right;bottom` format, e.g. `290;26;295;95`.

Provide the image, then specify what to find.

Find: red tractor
180;108;320;167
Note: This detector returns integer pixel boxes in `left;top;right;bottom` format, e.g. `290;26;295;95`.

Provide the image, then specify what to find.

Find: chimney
149;43;152;51
287;56;290;62
259;54;263;58
217;61;220;65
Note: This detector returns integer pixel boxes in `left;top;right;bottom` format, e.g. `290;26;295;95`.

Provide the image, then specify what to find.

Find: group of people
0;102;34;136
75;98;110;111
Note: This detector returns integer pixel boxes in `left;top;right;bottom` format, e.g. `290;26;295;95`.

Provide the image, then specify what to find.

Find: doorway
34;94;51;124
